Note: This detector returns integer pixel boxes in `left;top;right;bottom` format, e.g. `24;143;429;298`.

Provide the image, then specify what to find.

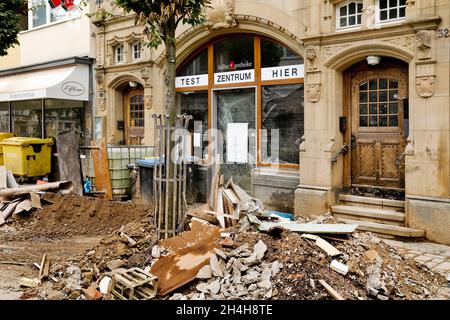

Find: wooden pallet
111;268;158;300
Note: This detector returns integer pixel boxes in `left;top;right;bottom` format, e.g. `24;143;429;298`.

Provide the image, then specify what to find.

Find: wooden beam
318;279;345;300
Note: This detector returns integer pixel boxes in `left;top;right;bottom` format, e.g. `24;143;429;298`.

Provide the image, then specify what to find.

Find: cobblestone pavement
384;239;450;300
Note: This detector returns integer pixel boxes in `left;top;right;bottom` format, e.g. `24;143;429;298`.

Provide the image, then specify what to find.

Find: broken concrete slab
196;265;213;280
107;259;126;271
210;254;224;277
207;279;221;295
253;240;267;260
330;260;349;275
258;222;358;234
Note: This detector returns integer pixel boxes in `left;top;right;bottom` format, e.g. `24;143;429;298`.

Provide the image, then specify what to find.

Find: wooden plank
92;139;113;200
258;222;358;234
13;199;32;214
0;260;28;266
39;254;50;280
186;207;218;224
0;166;7;188
56;131;83;196
222;188;240;206
216;189;225;228
301;234;342;257
318;279;345;300
1;199;21;220
30;192;42;209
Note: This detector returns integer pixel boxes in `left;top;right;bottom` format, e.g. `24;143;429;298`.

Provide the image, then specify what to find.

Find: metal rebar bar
158;114;164;240
152;114;158;229
164;114;171;239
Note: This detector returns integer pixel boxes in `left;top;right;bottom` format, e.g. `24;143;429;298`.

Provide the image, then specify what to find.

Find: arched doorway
123;83;144;145
343;57;408;194
175;34;304;191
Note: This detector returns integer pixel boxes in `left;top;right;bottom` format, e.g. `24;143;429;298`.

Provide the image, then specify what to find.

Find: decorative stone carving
95;71;105;92
205;0;237;30
415;30;432;60
140;67;151;86
323;44;350;60
144;95;152;109
382;36;416;52
306;46;318;72
416;76;435;98
306;84;321;103
98;93;106;112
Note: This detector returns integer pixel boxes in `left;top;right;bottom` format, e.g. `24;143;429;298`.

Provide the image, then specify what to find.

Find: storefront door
213;88;256;191
125;88;144;145
350;69;407;189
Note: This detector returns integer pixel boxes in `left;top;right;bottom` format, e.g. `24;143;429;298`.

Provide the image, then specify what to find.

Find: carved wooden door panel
351;69;407;189
125;89;145;145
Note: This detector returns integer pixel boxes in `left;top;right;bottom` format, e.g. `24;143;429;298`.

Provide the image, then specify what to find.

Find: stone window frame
115;45;124;64
132;42;142;61
375;0;407;24
335;1;364;31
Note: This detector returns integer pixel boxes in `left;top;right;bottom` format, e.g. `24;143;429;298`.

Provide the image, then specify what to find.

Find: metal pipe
152;114;158;229
158;115;163;239
164;114;170;239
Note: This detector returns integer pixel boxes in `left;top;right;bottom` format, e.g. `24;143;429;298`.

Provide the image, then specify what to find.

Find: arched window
175;35;304;175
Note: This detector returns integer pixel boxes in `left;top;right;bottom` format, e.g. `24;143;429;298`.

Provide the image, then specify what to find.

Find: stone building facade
91;0;450;244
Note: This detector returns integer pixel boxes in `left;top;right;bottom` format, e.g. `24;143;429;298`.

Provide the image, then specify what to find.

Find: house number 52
438;28;449;38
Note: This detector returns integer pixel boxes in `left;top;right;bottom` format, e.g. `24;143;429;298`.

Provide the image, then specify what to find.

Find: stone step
340;218;425;238
338;194;405;211
331;205;405;226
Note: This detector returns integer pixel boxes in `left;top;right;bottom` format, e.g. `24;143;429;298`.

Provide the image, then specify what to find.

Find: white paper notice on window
227;123;248;163
193;133;201;147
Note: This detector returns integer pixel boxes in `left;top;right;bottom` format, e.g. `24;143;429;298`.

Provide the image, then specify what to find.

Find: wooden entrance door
125;89;144;145
350;68;407;189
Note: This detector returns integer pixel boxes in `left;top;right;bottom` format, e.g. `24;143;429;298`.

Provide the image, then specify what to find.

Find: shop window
129;95;144;127
359;79;399;127
44;99;84;139
115;45;124;64
11;100;43;138
177;48;208;77
214;37;254;73
132;42;142;60
29;0;81;29
261;39;303;68
177;91;208;158
0;102;9;132
337;2;363;29
261;84;304;165
378;0;406;22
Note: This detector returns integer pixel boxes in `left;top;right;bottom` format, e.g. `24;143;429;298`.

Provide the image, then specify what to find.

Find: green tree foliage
114;0;210;117
0;0;27;57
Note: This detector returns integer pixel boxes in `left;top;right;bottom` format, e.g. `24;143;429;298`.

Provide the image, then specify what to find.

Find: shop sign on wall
175;74;209;88
215;70;255;85
261;64;304;81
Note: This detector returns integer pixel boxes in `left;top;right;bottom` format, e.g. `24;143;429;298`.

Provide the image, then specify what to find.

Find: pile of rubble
170;240;279;300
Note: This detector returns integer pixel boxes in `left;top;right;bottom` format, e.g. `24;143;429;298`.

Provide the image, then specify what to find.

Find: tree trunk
164;25;177;235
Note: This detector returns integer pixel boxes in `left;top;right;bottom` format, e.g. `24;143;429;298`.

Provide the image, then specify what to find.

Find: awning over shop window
0;64;89;102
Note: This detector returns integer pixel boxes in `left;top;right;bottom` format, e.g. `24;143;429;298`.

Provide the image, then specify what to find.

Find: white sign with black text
261;64;304;81
214;70;255;85
175;74;208;88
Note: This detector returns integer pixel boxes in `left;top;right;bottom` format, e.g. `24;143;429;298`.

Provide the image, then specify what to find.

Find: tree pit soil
8;193;152;239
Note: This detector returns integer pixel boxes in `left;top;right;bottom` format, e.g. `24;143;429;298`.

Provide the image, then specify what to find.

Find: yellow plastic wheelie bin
0;137;54;178
0;133;15;165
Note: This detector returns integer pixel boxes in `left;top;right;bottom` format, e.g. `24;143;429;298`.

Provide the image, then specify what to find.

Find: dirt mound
13;193;152;238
